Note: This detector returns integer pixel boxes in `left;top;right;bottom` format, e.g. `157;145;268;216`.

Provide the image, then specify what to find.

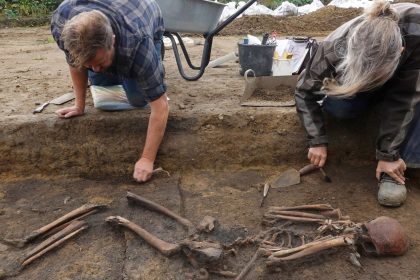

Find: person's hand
133;157;154;183
308;145;327;167
55;106;84;119
376;159;406;185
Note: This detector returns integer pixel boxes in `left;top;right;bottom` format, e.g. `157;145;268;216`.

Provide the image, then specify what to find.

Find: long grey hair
322;0;402;97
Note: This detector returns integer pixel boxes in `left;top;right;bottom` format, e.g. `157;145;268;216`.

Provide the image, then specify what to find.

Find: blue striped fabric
51;0;166;101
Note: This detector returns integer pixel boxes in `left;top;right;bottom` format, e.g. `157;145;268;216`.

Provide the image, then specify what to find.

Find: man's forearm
141;94;169;161
69;66;88;110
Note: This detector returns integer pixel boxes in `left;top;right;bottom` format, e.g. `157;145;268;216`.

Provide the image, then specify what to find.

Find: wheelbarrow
155;0;258;81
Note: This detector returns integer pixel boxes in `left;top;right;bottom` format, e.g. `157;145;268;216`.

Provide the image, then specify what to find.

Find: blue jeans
88;39;163;110
323;94;420;167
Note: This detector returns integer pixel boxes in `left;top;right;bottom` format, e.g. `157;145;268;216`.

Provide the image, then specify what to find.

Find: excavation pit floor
1;25;420;279
1;167;420;280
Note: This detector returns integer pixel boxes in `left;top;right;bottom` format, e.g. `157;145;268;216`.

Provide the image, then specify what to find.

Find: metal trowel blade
271;168;301;188
50;92;75;105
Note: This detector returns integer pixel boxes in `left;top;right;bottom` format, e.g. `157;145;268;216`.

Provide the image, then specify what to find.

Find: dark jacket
295;3;420;161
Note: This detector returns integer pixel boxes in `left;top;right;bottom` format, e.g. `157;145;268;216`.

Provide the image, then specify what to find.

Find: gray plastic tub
155;0;226;34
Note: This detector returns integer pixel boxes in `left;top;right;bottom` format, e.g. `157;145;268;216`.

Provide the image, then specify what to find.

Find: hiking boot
378;175;407;207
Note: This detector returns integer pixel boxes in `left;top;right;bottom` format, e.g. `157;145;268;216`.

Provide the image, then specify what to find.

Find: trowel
33;92;75;114
270;168;301;189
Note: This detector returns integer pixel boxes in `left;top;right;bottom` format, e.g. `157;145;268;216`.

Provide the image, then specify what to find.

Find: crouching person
295;0;420;207
51;0;168;183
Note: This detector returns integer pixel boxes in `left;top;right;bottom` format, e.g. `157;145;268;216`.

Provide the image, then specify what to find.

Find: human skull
359;216;409;256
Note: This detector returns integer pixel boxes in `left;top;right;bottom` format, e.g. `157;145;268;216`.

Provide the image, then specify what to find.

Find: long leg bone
126;192;196;234
266;210;329;220
21;221;88;267
269;204;334;211
20;204;106;246
266;235;354;265
23;220;86;262
106;216;180;257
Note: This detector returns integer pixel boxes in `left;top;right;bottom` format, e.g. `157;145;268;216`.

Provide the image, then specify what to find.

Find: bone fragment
320;209;342;220
269;204;334;211
126;192;195;233
180;240;223;262
22;223;88;267
23;204;106;244
197;216;217;233
23;220;86;261
263;213;325;223
235;249;261;280
209;270;238;278
106;216;180;257
268;236;337;255
271;236;353;261
267;210;329;220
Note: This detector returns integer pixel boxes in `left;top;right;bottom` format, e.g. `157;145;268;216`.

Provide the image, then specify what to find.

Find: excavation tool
33;92;75;113
260;183;270;207
299;164;332;183
270;168;301;189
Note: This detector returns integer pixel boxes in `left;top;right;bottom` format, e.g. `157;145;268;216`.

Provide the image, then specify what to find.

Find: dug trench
1;20;420;280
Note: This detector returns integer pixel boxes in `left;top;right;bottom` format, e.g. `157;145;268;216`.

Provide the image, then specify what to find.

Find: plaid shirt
51;0;166;101
295;3;420;161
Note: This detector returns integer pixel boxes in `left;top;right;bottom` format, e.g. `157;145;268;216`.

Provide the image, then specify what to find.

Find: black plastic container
238;43;276;76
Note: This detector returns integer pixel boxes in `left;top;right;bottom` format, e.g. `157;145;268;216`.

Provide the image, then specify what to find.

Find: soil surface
1;6;420;280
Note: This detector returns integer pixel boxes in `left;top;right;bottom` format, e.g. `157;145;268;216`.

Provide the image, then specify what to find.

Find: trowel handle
299;164;319;176
33;102;49;114
244;69;256;84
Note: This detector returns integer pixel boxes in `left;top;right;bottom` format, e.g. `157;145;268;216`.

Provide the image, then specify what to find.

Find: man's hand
55;106;84;119
376;159;406;184
308;145;327;167
133;157;154;183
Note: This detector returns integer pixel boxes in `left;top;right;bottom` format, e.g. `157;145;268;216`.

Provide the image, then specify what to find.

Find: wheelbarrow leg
166;32;213;81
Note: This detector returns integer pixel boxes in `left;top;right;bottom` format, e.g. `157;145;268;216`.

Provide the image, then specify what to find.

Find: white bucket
272;58;293;76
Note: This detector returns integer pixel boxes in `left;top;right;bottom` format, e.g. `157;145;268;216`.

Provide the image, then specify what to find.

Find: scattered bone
106;216;223;263
23;220;86;262
209;269;238;278
152;167;171;177
197;216;217;233
348;252;362;267
126;192;196;234
269;204;334;211
10;204;106;247
106;216;180;257
22;221;88;267
235;249;261;280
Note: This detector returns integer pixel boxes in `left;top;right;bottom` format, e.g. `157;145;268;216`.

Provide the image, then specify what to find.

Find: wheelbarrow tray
241;75;298;107
156;0;226;34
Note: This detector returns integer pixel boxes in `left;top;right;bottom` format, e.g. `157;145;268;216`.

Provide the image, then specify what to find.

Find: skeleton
231;204;409;278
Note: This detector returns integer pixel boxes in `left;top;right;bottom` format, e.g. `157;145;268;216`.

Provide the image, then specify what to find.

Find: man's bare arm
56;66;88;118
133;93;169;182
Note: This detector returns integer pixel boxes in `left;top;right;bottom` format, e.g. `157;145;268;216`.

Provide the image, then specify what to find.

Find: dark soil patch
220;6;363;36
